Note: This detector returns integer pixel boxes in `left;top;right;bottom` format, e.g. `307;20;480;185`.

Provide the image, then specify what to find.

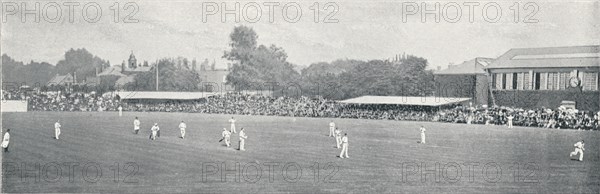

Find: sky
1;0;598;70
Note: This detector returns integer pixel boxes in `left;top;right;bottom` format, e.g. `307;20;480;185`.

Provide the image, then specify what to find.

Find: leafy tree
299;56;434;100
301;59;364;98
191;58;197;71
201;58;209;70
55;48;109;82
2;54;56;86
223;26;300;93
126;58;201;91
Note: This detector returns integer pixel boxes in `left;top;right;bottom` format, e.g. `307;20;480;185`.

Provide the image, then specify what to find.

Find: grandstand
339;96;471;107
110;91;219;101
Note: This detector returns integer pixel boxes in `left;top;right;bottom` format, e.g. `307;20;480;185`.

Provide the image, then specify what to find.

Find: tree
183;58;190;70
2;54;56;86
126;58;201;91
56;48;109;83
223;26;300;93
300;59;363;98
337;56;434;99
298;55;434;100
201;58;209;70
191;58;197;71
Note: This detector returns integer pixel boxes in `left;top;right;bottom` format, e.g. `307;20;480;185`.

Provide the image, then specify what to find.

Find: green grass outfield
2;111;599;193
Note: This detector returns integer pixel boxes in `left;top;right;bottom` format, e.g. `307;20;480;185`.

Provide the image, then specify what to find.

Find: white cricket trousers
55;128;61;139
340;143;349;158
570;148;584;161
239;139;245;150
231;124;236;133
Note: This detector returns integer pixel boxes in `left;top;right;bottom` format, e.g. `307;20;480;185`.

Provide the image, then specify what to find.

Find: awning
338;96;471;106
109;91;218;100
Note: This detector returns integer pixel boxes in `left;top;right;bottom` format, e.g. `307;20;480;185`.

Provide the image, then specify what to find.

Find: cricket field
2;112;599;193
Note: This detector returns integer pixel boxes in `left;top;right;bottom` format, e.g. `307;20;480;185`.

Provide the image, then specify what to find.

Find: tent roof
338;96;471;106
112;91;218;100
47;73;74;85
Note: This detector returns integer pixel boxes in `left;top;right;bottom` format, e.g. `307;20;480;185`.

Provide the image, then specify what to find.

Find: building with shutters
485;45;599;111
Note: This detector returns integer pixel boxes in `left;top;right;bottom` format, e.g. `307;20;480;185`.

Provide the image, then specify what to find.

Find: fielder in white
221;128;231;147
2;129;10;152
118;106;123;117
569;140;585;161
339;133;349;158
54;120;61;140
334;128;342;148
238;128;247;151
229;117;237;134
133;117;141;134
329;121;335;137
419;126;426;144
150;123;159;140
507;115;514;128
179;121;187;139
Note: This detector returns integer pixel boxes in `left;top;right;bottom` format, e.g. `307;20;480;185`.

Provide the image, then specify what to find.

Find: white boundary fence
1;100;28;112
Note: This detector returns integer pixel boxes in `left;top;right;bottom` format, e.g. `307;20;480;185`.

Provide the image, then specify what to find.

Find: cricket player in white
229;117;237;134
339;133;349;158
221;128;231;147
238;128;247;151
569;140;585;161
179;121;187;139
334;128;342;148
118;106;123;116
2;129;10;152
54;120;61;140
419;126;426;144
507;115;514;128
133;117;141;134
329;121;335;137
150;123;159;140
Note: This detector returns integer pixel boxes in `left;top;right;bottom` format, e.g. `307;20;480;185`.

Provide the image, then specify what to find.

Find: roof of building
486;45;600;69
115;75;136;86
126;66;152;72
338;96;471;106
98;66;126;77
111;91;218;100
434;58;493;75
47;73;74;85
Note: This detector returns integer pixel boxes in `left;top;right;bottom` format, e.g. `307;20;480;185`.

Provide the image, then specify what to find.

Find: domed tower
128;51;137;69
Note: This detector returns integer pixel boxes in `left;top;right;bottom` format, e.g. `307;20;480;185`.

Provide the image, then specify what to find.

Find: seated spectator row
3;90;599;130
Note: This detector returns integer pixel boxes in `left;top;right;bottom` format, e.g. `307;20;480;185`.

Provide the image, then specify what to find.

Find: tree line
223;25;435;100
2;26;436;100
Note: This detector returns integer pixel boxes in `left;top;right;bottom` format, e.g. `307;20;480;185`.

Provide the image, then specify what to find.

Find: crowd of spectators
437;105;600;130
3;90;599;130
2;89;119;112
